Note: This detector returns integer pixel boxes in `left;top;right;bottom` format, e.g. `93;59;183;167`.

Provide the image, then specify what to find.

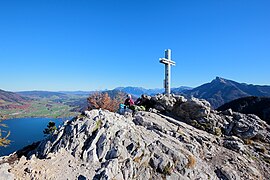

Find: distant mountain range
0;89;29;104
182;77;270;108
0;89;30;112
171;86;193;94
114;86;191;97
217;96;270;125
18;91;68;99
58;91;92;96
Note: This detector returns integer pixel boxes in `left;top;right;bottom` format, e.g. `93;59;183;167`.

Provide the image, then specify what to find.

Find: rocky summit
1;94;270;180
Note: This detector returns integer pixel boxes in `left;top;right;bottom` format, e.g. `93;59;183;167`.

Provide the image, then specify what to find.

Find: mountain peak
183;77;270;108
213;76;228;84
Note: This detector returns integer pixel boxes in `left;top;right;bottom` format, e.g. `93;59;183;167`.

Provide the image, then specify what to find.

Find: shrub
264;156;270;164
214;127;222;136
0;118;10;147
190;120;199;127
0;130;10;147
93;119;102;132
87;92;122;112
244;139;253;145
163;162;173;175
43;121;57;135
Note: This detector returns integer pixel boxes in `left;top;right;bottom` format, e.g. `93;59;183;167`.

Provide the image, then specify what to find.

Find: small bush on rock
0;119;10;147
214;127;222;136
244;139;253;145
163;162;173;175
93;119;102;132
87;92;121;112
43;121;57;135
186;154;196;169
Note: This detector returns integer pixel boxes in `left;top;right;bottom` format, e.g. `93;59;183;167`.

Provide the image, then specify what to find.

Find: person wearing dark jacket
124;94;134;108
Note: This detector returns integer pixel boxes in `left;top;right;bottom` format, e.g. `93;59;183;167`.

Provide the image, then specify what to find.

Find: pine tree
43;121;57;135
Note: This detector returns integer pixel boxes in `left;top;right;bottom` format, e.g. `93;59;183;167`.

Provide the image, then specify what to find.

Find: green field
0;96;87;119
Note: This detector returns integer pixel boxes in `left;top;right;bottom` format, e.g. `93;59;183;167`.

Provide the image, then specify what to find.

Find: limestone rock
172;97;211;121
2;98;270;180
0;163;14;180
223;136;245;152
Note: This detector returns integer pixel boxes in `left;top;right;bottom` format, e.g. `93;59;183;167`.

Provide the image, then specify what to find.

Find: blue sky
1;0;270;91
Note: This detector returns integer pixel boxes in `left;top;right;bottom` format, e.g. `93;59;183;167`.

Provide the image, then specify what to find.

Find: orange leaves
87;92;119;112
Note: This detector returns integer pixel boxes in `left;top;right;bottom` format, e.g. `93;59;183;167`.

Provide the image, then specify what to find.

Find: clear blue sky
1;0;270;91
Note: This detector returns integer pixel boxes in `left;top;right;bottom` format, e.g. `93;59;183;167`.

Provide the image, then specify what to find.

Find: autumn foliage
0;118;10;147
87;92;121;112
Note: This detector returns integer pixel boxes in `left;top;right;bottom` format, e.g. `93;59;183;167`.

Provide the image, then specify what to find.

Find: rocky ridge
1;94;270;179
217;96;270;125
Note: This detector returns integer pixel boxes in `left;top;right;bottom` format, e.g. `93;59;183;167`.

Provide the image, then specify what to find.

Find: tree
0;115;10;147
87;92;120;112
43;121;57;135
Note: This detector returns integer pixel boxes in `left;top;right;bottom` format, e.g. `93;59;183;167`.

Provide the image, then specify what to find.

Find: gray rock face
223;136;245;152
0;163;14;180
151;94;178;112
141;94;270;143
2;95;270;180
173;97;211;120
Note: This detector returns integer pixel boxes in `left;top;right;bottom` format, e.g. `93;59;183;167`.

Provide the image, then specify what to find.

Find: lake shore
0;117;67;156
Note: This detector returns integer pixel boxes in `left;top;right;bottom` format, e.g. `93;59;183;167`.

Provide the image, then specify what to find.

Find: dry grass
133;151;145;163
133;156;143;163
93;119;102;132
256;146;267;154
244;139;253;145
176;126;184;135
186;154;196;169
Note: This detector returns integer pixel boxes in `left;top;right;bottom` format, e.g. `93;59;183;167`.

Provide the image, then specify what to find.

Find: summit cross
159;49;176;95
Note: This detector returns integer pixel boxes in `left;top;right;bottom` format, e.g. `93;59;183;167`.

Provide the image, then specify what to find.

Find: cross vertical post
159;49;176;95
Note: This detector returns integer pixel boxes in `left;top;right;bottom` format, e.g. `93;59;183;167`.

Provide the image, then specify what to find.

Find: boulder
172;97;211;120
223;136;245;152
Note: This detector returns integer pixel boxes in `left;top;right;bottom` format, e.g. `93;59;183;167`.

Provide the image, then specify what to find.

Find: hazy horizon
1;76;270;92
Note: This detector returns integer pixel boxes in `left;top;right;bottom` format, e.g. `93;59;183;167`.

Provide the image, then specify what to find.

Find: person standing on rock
124;94;134;109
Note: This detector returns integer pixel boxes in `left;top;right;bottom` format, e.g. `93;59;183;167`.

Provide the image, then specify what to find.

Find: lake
0;117;68;156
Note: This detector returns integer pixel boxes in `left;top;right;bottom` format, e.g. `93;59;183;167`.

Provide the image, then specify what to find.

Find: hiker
133;95;146;112
119;94;146;115
135;95;143;106
117;94;134;115
135;94;151;110
124;94;134;109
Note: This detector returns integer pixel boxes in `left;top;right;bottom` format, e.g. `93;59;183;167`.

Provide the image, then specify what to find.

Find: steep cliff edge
1;95;270;180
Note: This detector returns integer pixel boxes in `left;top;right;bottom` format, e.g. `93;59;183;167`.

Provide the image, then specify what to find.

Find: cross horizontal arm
159;58;176;66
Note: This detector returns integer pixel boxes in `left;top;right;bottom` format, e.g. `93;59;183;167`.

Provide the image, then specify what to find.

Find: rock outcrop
217;96;270;125
138;94;270;142
1;94;270;179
